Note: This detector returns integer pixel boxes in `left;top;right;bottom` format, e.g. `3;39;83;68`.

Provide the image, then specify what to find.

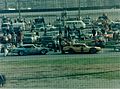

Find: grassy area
1;57;120;76
4;56;120;65
1;56;120;87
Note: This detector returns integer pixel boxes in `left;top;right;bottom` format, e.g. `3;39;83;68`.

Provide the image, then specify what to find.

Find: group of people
0;16;25;56
1;29;23;56
1;13;120;56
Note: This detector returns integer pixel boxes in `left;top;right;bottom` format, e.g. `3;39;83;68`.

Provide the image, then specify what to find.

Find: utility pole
78;0;80;20
62;0;67;27
5;0;7;10
17;0;21;19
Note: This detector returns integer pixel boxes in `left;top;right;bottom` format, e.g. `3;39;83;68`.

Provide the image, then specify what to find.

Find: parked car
80;31;92;40
46;25;57;31
45;31;59;38
10;44;48;56
12;22;26;31
110;21;120;31
62;43;101;54
34;24;57;31
35;24;45;31
34;17;45;31
82;17;93;28
93;36;106;48
1;22;11;34
1;23;10;30
65;20;86;29
113;44;120;51
23;32;38;44
38;36;56;49
85;31;93;38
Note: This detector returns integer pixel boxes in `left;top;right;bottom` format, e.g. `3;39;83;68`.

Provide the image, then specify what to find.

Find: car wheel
89;48;97;54
61;50;65;54
18;51;25;56
40;49;47;55
1;48;4;53
118;49;120;51
68;48;74;54
114;47;117;51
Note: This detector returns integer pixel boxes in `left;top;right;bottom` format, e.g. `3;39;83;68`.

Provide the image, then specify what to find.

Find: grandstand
0;0;120;10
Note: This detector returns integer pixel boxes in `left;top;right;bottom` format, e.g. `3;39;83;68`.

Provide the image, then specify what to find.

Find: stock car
10;44;48;56
62;43;101;54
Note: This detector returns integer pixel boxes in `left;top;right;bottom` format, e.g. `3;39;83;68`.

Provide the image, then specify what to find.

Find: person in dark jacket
92;27;96;37
64;26;68;38
0;74;6;87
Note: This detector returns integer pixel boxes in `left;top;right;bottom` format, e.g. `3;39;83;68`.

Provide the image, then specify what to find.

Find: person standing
113;32;117;41
59;26;62;35
77;29;81;40
102;13;109;22
12;32;17;46
58;33;63;52
101;28;105;35
7;33;12;43
0;44;2;53
31;24;35;32
92;27;96;37
44;28;47;36
17;29;23;46
3;44;8;57
116;32;120;43
64;26;67;38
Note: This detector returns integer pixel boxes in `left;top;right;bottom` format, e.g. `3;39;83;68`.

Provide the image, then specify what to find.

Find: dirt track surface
0;48;120;88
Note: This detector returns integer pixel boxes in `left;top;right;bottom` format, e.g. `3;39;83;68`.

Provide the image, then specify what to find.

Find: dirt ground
0;54;120;88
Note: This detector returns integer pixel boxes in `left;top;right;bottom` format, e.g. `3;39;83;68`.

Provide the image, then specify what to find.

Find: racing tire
18;51;25;56
61;50;65;54
40;49;47;55
68;48;75;54
89;48;97;54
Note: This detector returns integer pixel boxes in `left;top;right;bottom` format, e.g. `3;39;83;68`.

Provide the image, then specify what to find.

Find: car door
79;45;87;53
81;45;89;53
73;44;81;52
79;45;84;53
30;45;38;54
24;46;33;54
24;45;37;55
